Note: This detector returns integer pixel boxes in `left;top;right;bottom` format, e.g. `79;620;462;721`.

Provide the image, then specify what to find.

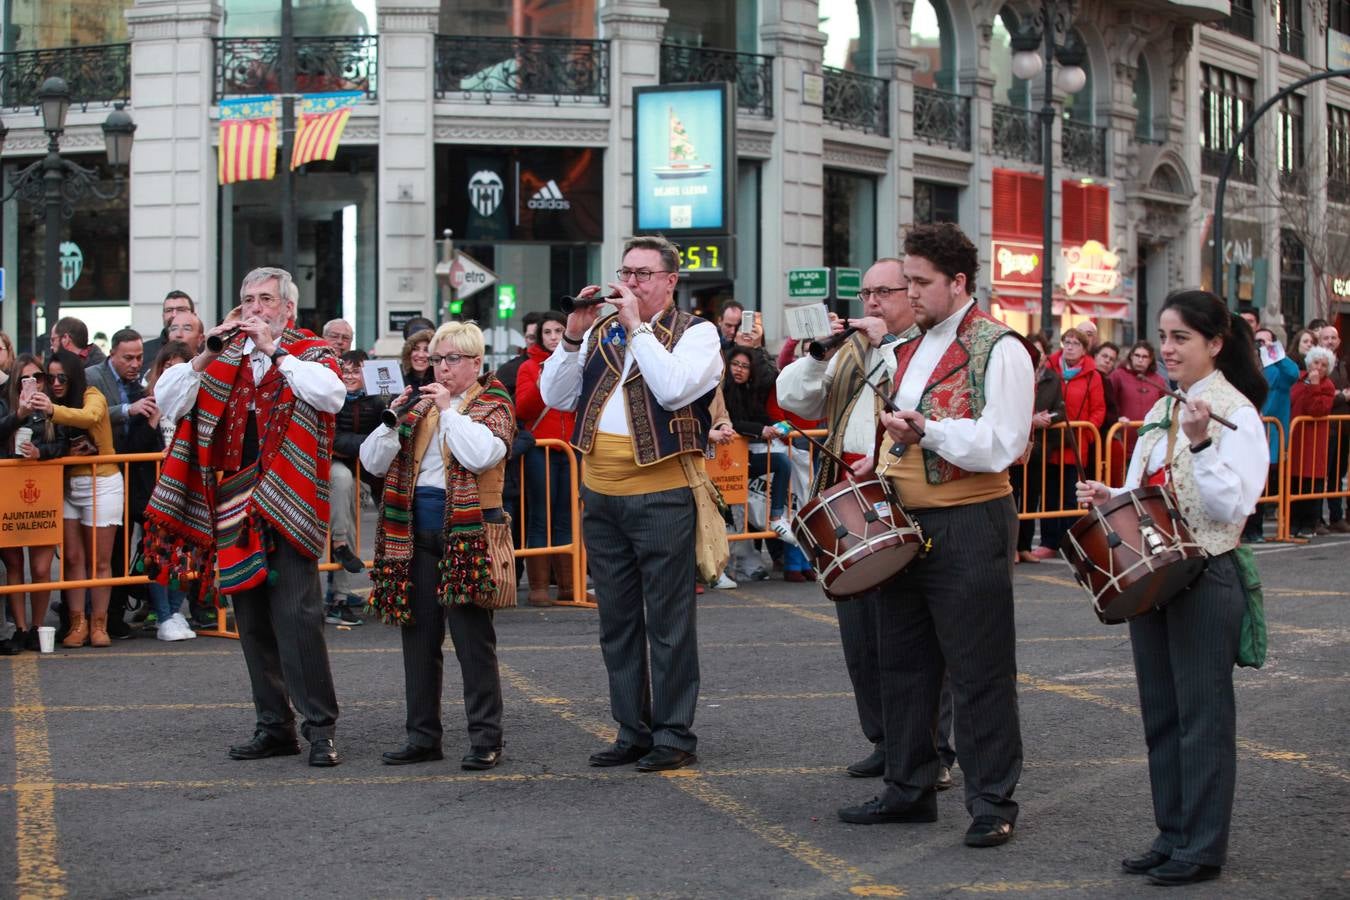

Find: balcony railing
822;66;888;136
1061;119;1106;176
1279;24;1305;59
0;43;130;111
660;44;773;117
1208;5;1256;40
992;103;1041;164
913;86;970;151
434;35;609;105
1202;146;1257;183
215;36;378;102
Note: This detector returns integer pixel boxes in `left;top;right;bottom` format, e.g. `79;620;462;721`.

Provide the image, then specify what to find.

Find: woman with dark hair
30;350;123;648
0;354;68;653
1077;290;1267;886
401;328;435;391
722;345;798;548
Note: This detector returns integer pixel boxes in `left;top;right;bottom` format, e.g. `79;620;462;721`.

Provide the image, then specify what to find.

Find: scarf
368;376;515;625
143;328;338;601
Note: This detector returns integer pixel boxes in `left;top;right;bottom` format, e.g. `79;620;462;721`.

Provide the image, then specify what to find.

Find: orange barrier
510;438;591;607
1011;420;1103;524
1283;414;1350;541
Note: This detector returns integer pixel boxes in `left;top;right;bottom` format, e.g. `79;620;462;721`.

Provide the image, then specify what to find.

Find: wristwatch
1188;437;1213;454
631;322;655;338
269;347;289;365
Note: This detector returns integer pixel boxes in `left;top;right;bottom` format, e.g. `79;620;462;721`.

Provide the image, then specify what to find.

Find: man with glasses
147;267;347;768
142;290;194;364
540;235;722;772
322;319;355;356
168;311;207;355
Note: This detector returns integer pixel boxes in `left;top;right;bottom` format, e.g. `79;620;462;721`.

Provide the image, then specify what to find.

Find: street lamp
1010;3;1086;340
0;77;137;347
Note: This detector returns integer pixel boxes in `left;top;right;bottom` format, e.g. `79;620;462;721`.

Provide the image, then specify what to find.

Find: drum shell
792;478;923;600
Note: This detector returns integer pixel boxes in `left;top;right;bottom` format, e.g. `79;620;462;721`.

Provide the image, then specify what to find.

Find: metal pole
1039;0;1056;341
42;133;63;344
280;0;297;277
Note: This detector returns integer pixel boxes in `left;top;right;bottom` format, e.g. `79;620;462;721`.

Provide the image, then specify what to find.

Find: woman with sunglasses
28;350;124;648
0;354;68;653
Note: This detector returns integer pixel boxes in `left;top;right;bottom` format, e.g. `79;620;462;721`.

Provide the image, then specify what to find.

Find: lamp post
1010;2;1086;340
0;76;136;346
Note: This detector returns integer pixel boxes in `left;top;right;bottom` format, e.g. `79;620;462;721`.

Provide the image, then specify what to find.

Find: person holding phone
0;354;68;653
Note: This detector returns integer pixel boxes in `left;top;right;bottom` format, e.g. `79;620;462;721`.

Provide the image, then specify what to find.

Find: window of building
823;169;877;315
991;7;1031;108
1329;106;1350;202
914;181;960;225
1277;0;1305;58
661;0;758;52
1331;0;1350;33
1281;229;1306;328
1212;0;1255;40
1133;55;1153;141
992;169;1044;240
0;0;133;49
1279;93;1306;191
822;0;874;73
1061;181;1109;245
1201;64;1256;181
224;0;376;37
435;0;595;38
911;0;956;92
1061;30;1093;124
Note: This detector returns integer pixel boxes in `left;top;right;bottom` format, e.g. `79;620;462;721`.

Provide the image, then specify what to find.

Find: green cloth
1232;545;1267;669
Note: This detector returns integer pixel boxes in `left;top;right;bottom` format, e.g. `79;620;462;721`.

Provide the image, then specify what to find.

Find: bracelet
561;333;583;348
270;347;289;364
1188;437;1213;454
632;322;655;338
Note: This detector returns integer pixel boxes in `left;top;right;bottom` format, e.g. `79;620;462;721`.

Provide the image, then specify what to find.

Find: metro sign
449;250;498;301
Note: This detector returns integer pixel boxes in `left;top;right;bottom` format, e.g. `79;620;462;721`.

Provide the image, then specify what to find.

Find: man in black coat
141;291;195;364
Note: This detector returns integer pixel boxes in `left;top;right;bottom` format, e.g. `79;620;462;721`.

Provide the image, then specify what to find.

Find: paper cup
37;626;55;653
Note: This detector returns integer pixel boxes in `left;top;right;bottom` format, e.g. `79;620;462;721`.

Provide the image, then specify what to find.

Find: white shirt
1112;370;1267;524
886;300;1034;472
155;338;346;425
776;346;894;456
538;311;724;434
358;398;507;488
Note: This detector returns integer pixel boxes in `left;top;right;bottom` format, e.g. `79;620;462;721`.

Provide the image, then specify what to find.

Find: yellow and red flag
217;116;278;185
290;104;353;170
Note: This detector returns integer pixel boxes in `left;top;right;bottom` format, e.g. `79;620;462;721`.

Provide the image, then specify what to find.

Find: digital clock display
676;237;732;277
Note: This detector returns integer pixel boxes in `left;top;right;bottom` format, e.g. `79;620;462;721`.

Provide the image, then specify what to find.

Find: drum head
1096;556;1208;624
825;539;920;598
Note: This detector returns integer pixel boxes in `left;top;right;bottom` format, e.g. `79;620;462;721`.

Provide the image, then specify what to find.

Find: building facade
1;0;1346;356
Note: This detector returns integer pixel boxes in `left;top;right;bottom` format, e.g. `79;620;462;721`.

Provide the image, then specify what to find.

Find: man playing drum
836;224;1033;848
776;259;956;787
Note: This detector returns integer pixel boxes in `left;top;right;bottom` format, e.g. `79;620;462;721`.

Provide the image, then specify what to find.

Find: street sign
834;267;861;300
449;250;498;301
787;267;830;300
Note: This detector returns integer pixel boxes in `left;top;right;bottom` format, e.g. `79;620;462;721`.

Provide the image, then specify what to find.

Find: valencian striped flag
217;96;277;185
291;91;362;170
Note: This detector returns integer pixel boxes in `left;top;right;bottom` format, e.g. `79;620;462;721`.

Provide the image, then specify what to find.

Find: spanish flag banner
217;97;278;185
291;91;363;170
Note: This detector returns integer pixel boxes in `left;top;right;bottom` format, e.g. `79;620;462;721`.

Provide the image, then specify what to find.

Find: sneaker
156;615;195;642
768;517;799;548
325;606;364;626
170;613;197;640
712;573;737;590
333;544;365;574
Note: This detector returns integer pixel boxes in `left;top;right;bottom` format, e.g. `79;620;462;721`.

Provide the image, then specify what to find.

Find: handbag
745;474;769;531
679;454;731;585
475;515;518;610
1232;545;1267;668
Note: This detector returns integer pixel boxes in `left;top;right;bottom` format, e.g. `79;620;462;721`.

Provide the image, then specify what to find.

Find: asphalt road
2;536;1348;899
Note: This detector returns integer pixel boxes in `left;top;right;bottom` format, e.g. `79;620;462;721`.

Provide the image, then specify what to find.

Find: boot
62;613;89;648
525;557;553;607
554;556;575;604
89;614;111;648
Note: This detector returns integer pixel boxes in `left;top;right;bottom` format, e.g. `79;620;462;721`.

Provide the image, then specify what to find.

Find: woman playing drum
1075;290;1267;887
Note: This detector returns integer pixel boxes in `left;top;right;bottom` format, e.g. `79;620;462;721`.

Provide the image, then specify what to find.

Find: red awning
1067;298;1131;319
990;291;1066;315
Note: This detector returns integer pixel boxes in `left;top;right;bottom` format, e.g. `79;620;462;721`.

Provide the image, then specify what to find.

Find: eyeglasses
615;268;671;282
324;331;352;340
48;373;69;384
429;354;477;367
728;361;752;370
163;305;191;315
857;286;907;300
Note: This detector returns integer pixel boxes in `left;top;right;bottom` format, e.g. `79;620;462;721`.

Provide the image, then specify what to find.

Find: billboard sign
633;83;735;235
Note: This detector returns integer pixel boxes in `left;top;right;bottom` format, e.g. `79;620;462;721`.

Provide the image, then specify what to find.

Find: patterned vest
890;304;1021;485
1134;370;1253;556
815;331;876;493
571;306;714;465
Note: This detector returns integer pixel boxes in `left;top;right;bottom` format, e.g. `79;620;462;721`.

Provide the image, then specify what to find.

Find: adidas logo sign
527;179;571;210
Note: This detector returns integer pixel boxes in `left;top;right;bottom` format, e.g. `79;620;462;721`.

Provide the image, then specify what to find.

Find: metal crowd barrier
1011;420;1103;523
1283;414;1350;542
510;438;592;607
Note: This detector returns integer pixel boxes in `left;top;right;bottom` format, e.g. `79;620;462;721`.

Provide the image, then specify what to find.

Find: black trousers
231;534;340;743
400;530;504;751
874;496;1022;822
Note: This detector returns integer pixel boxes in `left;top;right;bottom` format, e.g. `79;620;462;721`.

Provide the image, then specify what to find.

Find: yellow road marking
10;655;66;898
1019;573;1078;588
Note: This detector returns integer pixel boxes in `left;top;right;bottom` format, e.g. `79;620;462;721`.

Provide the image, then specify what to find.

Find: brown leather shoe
62;613;89;648
89;614;111;648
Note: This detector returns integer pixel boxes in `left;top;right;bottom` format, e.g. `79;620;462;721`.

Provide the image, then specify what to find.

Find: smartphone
739;310;759;335
19;376;37;404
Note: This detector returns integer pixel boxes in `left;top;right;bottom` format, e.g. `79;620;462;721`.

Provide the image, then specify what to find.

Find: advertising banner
633;83;735;235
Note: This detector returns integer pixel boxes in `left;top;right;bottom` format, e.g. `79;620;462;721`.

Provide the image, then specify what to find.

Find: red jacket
1048;354;1106;467
514;344;576;442
1289;376;1336;478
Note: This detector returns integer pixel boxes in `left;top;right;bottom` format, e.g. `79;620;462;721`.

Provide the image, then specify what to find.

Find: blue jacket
1262;356;1300;462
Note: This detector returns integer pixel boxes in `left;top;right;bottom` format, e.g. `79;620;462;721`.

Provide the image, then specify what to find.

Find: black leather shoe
838;792;938;824
935;766;954;791
381;744;444;766
1121;850;1170;874
0;636;21;656
846;745;885;778
589;740;650;767
1146;860;1221;886
308;738;341;767
964;815;1014;847
227;732;301;760
636;746;697;772
461;746;503;770
334;544;365;574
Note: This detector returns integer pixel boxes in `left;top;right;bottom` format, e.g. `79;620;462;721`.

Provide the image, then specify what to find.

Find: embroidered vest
815;331;876;492
571;306;713;465
889;305;1021;485
1135;370;1252;556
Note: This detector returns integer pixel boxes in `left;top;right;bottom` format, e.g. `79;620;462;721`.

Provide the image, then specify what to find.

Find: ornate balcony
1201;147;1257;183
913;87;970;151
659;45;773;118
0;43;130;111
822;67;888;136
1208;4;1255;40
992;104;1041;165
434;36;609;105
1061;120;1106;176
215;36;378;102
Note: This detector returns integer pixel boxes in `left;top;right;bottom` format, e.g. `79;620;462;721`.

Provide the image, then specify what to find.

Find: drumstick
863;378;926;439
1165;387;1239;431
770;421;856;477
